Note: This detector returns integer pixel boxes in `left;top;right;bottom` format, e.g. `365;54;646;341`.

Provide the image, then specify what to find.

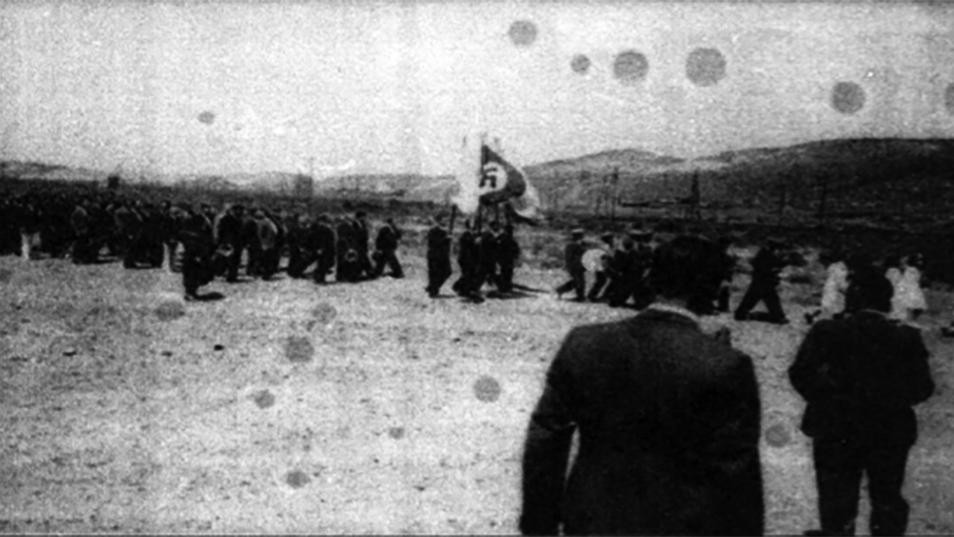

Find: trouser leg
588;271;607;300
498;263;514;292
387;251;404;278
764;284;787;320
865;443;911;536
734;281;765;319
813;439;863;536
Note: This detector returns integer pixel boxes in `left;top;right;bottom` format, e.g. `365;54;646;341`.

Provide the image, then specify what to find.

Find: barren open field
1;246;952;534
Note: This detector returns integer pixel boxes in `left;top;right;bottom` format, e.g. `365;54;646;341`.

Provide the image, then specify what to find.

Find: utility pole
610;167;619;224
777;181;787;225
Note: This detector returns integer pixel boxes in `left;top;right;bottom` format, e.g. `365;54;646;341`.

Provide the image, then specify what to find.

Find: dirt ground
1;246;952;534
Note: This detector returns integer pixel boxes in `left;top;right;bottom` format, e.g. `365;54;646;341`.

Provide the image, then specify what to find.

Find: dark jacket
310;222;337;260
375;223;402;252
70;206;90;236
216;211;244;247
458;230;478;268
564;240;585;274
522;308;764;536
426;225;451;260
179;212;214;257
352;219;370;254
750;247;785;285
496;231;520;266
789;310;934;446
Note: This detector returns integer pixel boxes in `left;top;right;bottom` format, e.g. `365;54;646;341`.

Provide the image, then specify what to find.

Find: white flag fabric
451;135;481;215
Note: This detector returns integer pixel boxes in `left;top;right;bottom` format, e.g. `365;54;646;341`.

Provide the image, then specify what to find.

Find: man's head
845;265;893;313
571;228;584;240
650;235;723;312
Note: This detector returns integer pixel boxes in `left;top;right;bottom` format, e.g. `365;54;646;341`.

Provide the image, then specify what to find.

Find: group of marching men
164;203;406;299
552;226;932;327
424;214;521;303
555;228;668;309
1;188;405;300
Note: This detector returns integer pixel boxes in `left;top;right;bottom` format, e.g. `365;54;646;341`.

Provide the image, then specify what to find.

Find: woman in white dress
805;249;849;324
894;253;927;321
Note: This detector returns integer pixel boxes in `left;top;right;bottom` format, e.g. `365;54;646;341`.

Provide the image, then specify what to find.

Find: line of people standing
2;186;406;301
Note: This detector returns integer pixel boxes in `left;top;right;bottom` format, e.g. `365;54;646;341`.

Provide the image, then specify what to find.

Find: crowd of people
554;226;932;330
1;185;942;535
424;215;521;303
0;187;407;300
522;233;936;536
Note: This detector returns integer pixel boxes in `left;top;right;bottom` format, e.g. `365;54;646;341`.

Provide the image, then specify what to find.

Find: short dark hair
651;235;722;307
845;267;893;313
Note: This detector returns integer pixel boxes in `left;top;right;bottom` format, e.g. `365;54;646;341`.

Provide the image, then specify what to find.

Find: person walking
790;266;934;536
521;235;764;535
555;228;586;302
425;214;452;298
734;238;789;324
373;218;404;278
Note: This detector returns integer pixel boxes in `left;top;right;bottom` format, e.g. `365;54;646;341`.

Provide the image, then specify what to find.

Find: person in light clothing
806;249;849;325
887;254;927;322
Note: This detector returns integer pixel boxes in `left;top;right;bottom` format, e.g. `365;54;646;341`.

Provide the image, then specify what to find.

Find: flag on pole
451;135;541;222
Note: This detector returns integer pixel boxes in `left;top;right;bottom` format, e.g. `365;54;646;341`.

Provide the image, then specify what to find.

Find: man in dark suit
214;203;246;282
336;216;359;283
285;212;311;279
789;266;934;537
522;235;764;536
494;223;520;294
555;228;587;301
178;203;215;300
476;221;500;291
373;218;404;278
352;211;374;280
311;214;337;284
452;218;483;303
70;198;94;264
425;214;452;298
735;238;789;323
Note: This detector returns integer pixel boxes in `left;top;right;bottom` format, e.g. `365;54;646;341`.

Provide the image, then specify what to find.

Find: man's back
522;308;764;536
790;311;934;444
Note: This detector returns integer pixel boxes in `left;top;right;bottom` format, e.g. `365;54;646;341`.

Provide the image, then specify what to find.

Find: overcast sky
1;1;953;178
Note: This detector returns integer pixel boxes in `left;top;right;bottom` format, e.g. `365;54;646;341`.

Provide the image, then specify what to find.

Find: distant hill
0;161;109;183
522;139;954;225
5;138;954;228
313;173;456;202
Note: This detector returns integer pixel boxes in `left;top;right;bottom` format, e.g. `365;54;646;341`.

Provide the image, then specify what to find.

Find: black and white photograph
0;0;952;534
